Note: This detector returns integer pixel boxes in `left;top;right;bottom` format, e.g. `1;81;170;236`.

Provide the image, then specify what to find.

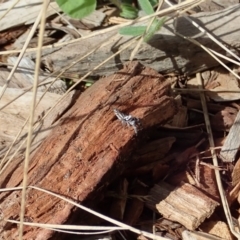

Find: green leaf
143;17;165;42
138;0;154;15
56;0;96;19
119;26;147;36
148;0;158;7
120;3;138;19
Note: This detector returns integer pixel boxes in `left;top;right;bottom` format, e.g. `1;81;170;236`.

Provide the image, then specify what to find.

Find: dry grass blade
6;220;126;231
18;1;50;239
6;223;118;236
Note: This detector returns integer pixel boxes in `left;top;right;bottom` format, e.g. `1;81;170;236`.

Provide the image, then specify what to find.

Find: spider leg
132;125;138;135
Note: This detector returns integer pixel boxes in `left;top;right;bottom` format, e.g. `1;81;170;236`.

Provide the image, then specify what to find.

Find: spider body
113;109;140;135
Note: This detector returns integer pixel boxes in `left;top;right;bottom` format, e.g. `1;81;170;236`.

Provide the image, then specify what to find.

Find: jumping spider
113;109;141;135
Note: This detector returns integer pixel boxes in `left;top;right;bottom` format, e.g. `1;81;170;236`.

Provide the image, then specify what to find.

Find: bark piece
36;4;240;77
146;182;219;230
0;62;177;239
219;111;240;162
0;26;27;46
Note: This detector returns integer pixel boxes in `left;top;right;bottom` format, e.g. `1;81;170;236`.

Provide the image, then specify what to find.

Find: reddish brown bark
0;62;177;239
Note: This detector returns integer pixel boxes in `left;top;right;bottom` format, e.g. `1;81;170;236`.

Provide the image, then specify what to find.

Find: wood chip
146;182;219;230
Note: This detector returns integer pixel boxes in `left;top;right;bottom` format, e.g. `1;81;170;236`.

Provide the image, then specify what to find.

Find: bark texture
0;62;177;239
146;182;219;230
